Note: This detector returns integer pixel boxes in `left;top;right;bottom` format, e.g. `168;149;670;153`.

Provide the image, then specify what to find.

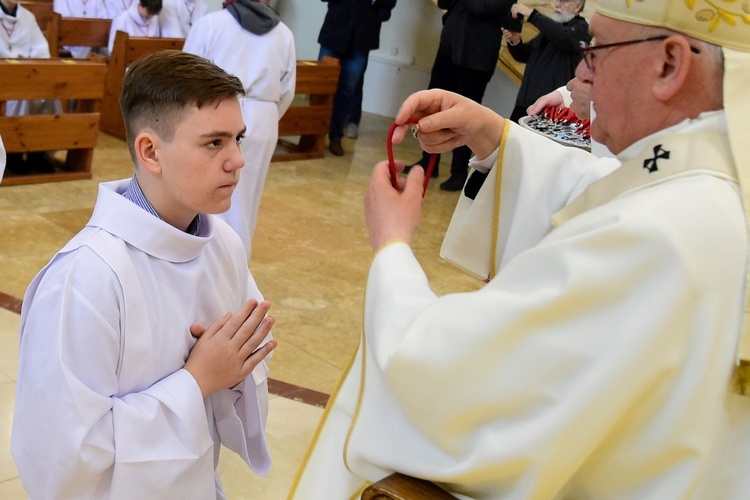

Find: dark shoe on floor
26;152;56;174
6;153;32;175
329;139;344;156
403;159;439;178
440;175;467;192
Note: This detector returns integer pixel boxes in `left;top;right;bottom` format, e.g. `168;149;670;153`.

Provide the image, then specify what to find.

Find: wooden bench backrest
99;30;185;140
274;56;340;162
0;58;107;186
46;13;112;57
20;0;54;31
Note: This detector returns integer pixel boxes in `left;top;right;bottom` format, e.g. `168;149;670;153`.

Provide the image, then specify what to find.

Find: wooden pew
20;0;54;32
0;58;107;187
99;30;185;140
273;56;340;162
46;13;112;58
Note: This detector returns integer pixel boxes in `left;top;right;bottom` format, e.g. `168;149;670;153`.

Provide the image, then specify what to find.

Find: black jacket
318;0;397;53
507;10;591;107
437;0;515;75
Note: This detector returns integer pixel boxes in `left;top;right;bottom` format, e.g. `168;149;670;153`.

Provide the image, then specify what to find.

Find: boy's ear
134;131;162;175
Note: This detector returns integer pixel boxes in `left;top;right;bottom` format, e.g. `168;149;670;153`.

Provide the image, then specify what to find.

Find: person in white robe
159;0;207;37
108;0;162;53
104;0;133;20
1;0;60;174
53;0;108;57
184;0;295;260
0;133;5;181
291;1;750;498
11;50;278;499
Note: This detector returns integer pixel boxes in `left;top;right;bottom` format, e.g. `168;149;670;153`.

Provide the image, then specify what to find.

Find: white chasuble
292;113;750;499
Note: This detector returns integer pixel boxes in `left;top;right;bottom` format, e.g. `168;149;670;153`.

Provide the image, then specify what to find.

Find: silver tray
518;113;591;152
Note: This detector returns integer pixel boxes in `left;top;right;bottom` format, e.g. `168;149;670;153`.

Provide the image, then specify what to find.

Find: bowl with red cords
518;106;591;152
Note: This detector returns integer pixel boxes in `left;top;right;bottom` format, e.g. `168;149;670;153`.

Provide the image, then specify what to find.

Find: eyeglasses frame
579;35;701;71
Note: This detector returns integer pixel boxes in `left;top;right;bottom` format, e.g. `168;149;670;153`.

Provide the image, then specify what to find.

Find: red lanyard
386;119;437;197
1;18;16;40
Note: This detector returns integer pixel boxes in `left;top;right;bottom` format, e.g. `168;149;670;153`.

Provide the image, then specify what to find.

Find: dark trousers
319;46;369;141
416;44;493;179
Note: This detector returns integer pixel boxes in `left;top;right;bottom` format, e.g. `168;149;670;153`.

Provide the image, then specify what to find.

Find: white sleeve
277;27;296;118
11;250;215;498
208;269;272;475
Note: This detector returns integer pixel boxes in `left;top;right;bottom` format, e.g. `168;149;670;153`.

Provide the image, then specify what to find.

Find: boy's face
148;97;246;229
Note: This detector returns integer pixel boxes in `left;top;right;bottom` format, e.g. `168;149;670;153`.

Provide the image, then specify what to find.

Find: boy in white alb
184;0;295;259
159;0;208;37
11;50;277;498
1;0;60;174
108;0;162;53
53;0;108;57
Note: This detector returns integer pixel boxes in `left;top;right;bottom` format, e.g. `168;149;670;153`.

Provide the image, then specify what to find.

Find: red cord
386;119;438;196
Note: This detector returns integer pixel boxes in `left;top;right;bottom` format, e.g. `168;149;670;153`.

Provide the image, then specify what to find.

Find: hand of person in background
501;27;522;46
527;89;565;116
510;2;533;18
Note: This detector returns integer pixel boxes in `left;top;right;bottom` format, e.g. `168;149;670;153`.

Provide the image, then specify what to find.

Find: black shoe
6;153;32;175
26;152;56;174
329;139;344;156
440;175;467;192
403;159;439;178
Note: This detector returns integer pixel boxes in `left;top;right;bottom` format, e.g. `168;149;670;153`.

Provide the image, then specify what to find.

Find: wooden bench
46;13;112;58
273;56;340;162
99;30;185;140
20;0;54;32
0;58;107;187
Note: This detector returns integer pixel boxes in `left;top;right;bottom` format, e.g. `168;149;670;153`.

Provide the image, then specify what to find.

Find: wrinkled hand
566;77;592;120
185;300;276;398
511;2;532;18
365;160;424;252
527;89;565;116
501;27;521;45
389;89;504;161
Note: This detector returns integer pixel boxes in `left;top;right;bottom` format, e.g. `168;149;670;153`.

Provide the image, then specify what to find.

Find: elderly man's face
552;0;581;23
576;14;657;154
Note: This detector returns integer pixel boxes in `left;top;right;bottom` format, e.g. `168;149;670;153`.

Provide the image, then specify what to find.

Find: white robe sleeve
208;269;272;475
491;123;620;268
349;171;744;497
11;249;215;498
277;26;296;118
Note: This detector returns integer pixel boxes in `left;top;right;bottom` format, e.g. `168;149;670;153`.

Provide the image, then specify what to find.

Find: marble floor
0;113;481;498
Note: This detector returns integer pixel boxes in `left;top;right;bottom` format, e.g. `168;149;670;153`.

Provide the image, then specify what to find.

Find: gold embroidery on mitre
596;0;750;51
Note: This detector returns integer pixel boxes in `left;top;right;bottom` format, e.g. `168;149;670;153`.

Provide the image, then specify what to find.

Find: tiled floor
0;113;481;497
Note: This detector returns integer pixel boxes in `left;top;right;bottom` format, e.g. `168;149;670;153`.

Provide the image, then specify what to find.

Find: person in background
405;0;514;192
291;0;750;497
344;61;366;140
54;0;108;57
184;0;295;260
11;50;277;498
317;0;396;157
1;0;60;175
502;0;589;123
108;0;162;53
159;0;209;38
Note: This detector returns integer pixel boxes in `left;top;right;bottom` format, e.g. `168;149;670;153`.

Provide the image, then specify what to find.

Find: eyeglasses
579;36;701;70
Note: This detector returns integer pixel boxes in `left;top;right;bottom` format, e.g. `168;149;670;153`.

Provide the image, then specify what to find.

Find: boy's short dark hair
120;50;245;162
140;0;162;15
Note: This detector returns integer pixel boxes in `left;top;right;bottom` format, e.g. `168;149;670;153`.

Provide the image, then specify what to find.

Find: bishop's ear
652;35;693;102
133;131;161;174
